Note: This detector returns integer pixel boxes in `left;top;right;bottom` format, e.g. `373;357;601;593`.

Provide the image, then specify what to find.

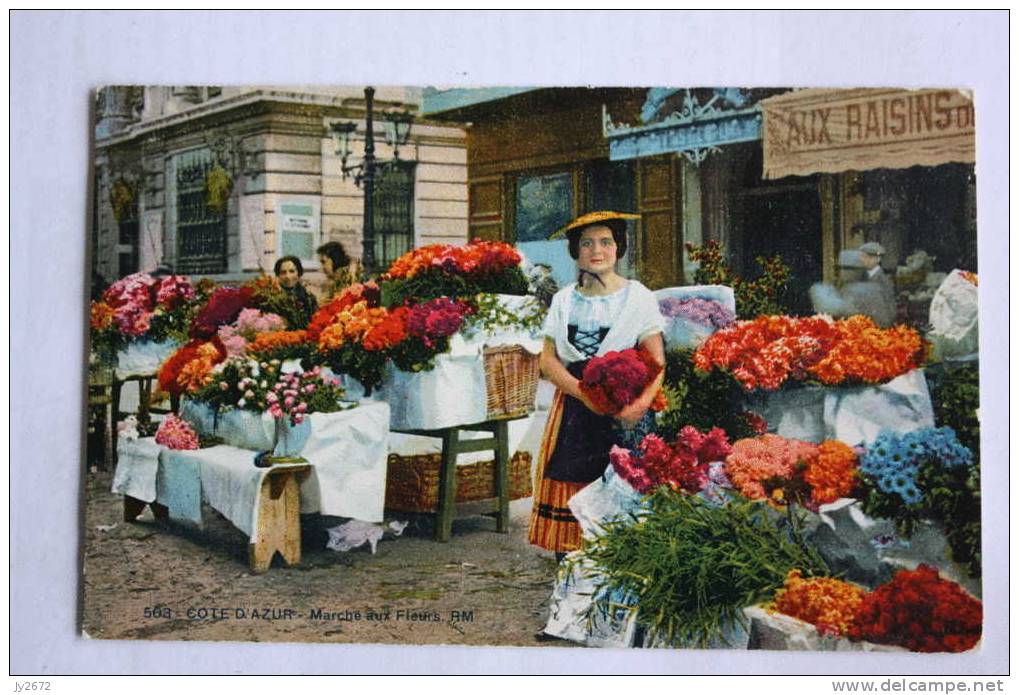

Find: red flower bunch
384;239;521;280
610;427;732;495
580;348;663;415
848;565;982;653
157;337;227;396
694;315;924;391
363;306;410;352
190;286;255;339
405;297;473;348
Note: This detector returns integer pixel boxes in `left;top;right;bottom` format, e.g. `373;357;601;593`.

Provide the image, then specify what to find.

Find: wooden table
393;415;527;542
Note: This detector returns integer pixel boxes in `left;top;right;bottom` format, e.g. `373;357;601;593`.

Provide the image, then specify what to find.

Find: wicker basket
483;345;540;419
385;451;533;513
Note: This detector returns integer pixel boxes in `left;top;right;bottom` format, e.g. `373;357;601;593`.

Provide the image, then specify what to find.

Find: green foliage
686;240;792;318
926;363;980;454
247;278;311;330
462;292;546;336
579;489;829;647
657;348;758;442
388;335;449;374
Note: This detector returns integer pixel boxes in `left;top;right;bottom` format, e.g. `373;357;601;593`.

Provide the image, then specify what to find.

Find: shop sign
761;88;975;179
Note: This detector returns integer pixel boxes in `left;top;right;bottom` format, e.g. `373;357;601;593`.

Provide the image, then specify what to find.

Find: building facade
423;87;976;319
92;86;469;290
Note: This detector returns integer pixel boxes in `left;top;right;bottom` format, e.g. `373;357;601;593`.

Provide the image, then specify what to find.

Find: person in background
316;241;359;299
857;241;897;324
809;245;896;327
528;211;665;563
274;255;318;328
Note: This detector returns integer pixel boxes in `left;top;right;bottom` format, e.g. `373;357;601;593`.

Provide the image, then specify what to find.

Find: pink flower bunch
215;325;250;356
154;275;195;310
265;365;342;425
155;414;200;450
610;427;733;495
233;308;287;340
724;434;819;500
102;272;157;337
405;298;472;348
658;297;735;329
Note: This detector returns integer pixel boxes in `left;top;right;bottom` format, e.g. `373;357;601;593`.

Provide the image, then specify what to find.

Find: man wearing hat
857;241;897;327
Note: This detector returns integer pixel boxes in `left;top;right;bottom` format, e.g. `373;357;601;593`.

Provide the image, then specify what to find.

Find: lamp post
329;86;414;275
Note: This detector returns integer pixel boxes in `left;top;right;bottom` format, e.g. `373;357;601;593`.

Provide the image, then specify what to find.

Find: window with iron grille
372;161;416;268
175;149;227;274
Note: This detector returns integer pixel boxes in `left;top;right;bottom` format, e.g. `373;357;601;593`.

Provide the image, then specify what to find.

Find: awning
760;88;975;179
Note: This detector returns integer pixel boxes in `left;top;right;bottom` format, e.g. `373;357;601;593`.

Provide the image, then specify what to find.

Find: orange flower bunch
385;244;449;280
808;316;924;385
694;314;923;390
246;330;309;356
362;306;409;352
90;301;115;330
772;569;868;637
316;301;389;351
804;440;859;505
959;271;978;286
693;315;838;390
175;341;224;393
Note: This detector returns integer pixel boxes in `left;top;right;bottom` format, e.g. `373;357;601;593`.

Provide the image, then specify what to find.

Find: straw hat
550;210;640;239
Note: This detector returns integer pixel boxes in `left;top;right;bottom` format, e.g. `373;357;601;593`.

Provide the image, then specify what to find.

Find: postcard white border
10;9;1010;675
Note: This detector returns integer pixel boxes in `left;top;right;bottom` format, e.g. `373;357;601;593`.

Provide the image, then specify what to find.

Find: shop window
515;171;573;242
372;161;416;268
175;148;227;274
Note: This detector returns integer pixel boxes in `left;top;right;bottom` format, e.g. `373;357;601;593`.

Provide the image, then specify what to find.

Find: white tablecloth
115;340;179;380
111;401;391;538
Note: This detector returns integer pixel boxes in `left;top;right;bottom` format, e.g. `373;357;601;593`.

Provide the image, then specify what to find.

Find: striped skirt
528;390;586;553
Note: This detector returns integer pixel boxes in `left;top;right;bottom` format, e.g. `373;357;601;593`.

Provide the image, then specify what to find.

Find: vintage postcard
81;84;983;655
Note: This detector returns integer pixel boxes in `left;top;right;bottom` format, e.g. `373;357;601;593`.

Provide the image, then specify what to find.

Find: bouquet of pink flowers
265;366;347;425
155;414;200;450
610;426;733;494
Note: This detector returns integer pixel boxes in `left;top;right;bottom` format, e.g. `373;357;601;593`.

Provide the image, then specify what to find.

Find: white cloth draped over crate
111;401;391;538
375;324;543;432
114;340;179;380
747;369;935;446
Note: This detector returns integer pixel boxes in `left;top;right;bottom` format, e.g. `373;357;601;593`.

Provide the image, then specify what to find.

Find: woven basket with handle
483;345;539;419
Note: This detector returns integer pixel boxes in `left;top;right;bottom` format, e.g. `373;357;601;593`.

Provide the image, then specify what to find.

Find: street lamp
328;87;414;273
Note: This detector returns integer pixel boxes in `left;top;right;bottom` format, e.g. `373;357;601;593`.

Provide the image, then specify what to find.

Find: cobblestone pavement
81;470;571;648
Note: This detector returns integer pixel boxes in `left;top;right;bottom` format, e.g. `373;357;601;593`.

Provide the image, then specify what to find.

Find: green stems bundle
579;488;828;647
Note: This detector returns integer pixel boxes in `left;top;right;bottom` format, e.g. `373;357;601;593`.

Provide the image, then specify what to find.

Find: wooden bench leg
248;466;308;573
494;420;510;534
434;428;459;542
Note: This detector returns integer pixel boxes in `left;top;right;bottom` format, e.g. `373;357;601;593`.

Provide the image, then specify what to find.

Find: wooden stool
248;463;312;573
393;417;522;542
123;462;312;574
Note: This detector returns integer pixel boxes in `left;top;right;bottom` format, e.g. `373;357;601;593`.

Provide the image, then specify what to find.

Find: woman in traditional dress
528;211;666;560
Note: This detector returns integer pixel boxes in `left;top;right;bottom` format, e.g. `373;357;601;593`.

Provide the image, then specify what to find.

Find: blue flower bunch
860;427;974;505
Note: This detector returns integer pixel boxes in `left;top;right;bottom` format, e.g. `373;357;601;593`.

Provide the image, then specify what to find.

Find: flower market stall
538;275;982;653
105;238;550;560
